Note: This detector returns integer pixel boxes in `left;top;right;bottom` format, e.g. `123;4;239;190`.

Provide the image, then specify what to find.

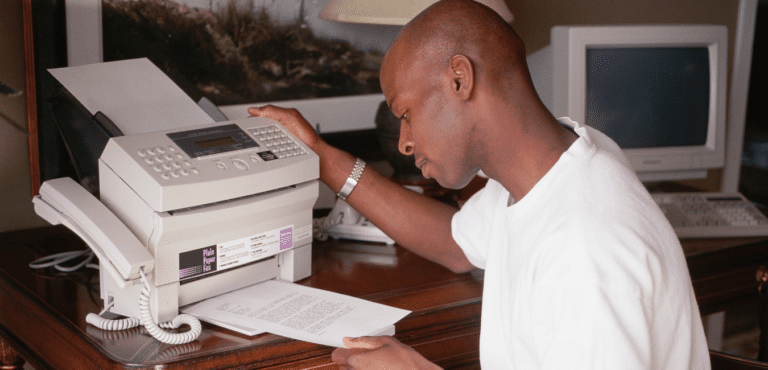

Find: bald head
381;0;529;98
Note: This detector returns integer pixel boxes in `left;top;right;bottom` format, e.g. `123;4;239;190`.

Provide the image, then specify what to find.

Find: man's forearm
317;144;474;273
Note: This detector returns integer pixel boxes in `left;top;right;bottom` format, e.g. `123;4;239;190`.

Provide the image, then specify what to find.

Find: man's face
381;50;478;190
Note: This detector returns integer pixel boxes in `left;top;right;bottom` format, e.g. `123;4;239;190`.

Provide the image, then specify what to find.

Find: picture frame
27;0;398;195
22;0;40;195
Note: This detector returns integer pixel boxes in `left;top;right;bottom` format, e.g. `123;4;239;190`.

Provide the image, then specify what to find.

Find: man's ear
449;54;474;101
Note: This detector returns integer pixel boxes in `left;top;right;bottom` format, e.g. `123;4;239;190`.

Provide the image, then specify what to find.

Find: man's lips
415;157;427;170
415;157;430;178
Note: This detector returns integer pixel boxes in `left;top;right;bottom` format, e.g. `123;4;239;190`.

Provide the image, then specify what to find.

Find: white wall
0;0;49;232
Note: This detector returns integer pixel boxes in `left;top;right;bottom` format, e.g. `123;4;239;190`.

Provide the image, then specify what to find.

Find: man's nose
398;122;414;156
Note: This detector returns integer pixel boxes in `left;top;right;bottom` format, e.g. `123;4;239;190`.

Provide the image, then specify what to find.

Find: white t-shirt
452;118;710;369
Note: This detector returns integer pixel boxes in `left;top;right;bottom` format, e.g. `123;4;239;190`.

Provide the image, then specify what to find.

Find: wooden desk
684;237;768;361
1;226;767;369
0;226;483;369
684;237;768;316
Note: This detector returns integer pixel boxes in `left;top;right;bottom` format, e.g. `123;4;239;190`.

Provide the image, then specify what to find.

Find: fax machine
31;59;319;344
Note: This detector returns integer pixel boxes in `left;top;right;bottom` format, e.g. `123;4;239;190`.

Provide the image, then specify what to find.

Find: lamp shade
319;0;513;25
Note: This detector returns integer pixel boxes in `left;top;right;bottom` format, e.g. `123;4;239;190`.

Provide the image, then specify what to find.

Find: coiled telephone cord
86;269;201;344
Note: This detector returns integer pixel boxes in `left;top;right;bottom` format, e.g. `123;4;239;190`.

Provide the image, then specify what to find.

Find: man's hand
248;105;324;152
331;336;442;370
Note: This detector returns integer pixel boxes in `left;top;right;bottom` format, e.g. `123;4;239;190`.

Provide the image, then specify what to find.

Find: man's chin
435;173;476;190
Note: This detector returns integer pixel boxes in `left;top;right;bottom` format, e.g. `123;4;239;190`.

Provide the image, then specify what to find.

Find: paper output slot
167;184;298;215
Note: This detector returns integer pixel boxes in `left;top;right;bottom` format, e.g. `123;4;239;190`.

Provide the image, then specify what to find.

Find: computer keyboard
652;192;768;239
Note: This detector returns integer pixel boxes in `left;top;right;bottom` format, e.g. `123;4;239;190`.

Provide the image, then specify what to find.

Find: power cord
28;249;98;272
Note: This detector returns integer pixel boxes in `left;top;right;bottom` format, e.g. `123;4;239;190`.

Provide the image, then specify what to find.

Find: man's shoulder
558;117;632;169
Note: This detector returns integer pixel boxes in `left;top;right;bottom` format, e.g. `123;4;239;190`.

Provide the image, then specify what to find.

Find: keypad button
233;159;249;170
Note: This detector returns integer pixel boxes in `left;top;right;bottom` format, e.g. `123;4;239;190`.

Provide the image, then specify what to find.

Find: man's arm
248;105;474;273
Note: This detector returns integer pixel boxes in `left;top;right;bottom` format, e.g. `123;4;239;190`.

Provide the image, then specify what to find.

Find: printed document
182;280;411;347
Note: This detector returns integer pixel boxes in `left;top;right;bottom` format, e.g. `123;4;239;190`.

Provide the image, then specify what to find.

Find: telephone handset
325;199;395;245
34;177;154;284
32;177;201;344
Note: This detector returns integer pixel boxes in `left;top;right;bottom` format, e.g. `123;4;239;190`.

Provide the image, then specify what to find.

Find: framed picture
29;0;399;194
67;0;396;105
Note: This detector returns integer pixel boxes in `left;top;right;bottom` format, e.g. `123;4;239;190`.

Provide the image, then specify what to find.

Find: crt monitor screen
586;47;711;149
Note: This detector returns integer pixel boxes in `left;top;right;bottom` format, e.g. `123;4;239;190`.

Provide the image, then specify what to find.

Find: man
249;0;711;368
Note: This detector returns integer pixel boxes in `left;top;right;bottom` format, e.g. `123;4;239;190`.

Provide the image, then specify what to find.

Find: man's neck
481;115;578;202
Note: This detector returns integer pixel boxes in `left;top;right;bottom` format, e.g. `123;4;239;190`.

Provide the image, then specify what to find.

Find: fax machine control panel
100;116;319;212
133;123;308;181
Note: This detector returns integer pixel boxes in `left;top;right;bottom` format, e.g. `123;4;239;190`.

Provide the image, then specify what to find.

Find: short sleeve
451;179;506;269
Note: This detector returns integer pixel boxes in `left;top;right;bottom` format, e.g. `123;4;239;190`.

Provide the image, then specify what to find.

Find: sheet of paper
193;316;266;336
48;58;214;136
182;280;410;347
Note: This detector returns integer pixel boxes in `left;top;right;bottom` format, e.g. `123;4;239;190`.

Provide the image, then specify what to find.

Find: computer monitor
528;25;728;183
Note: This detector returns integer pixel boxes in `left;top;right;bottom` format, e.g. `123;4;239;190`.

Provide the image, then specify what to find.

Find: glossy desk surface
0;226;483;369
1;226;767;369
684;236;768;315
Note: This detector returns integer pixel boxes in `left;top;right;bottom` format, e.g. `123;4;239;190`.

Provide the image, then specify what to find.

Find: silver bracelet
337;158;366;200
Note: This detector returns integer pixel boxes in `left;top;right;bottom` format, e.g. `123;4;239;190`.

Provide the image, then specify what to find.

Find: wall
0;0;48;232
504;0;741;191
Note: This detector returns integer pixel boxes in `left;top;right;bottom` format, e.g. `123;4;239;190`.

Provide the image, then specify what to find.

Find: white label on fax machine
179;225;294;281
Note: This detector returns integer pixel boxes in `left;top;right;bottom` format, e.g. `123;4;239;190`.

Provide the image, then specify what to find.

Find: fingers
332;337;384;367
332;336;433;369
332;346;373;367
248;104;322;149
343;336;386;349
248;105;304;123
